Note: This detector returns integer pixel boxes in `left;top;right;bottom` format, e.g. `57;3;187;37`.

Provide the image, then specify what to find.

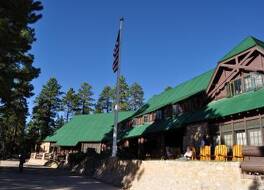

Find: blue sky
29;0;264;115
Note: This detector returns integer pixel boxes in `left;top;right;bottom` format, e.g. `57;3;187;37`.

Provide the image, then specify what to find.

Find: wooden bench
241;146;264;173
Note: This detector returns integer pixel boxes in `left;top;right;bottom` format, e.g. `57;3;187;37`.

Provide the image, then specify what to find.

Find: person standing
19;154;25;173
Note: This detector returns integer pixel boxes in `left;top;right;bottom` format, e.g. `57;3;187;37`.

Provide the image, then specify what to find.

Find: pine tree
0;0;43;158
129;82;144;111
164;86;173;91
96;86;112;113
55;115;64;129
62;88;79;122
77;82;95;114
112;76;130;111
31;78;63;140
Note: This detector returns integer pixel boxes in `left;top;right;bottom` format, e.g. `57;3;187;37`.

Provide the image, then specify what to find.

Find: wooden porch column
137;137;144;159
244;117;248;145
260;114;264;145
160;133;165;158
219;124;223;144
231;119;235;145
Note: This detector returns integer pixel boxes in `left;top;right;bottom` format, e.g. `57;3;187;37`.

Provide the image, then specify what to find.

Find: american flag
112;30;120;73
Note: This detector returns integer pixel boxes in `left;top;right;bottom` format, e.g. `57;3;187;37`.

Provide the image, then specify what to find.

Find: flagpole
112;17;124;157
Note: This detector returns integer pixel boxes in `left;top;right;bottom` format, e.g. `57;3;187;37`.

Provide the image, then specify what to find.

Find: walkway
0;160;119;190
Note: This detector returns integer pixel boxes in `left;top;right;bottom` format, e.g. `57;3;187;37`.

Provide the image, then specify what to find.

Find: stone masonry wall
86;158;264;190
128;161;263;190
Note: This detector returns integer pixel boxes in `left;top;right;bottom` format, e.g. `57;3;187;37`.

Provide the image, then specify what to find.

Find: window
229;82;235;96
227;80;242;97
156;110;162;120
252;72;263;89
223;133;233;147
244;73;264;92
226;85;231;97
248;129;262;146
234;79;242;95
236;131;247;145
246;119;260;129
244;75;254;92
144;115;149;123
226;72;264;98
172;104;183;116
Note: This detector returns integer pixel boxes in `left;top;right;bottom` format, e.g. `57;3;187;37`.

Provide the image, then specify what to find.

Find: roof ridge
73;111;133;117
251;36;264;48
173;68;215;88
149;69;214;98
219;36;264;62
135;69;215;116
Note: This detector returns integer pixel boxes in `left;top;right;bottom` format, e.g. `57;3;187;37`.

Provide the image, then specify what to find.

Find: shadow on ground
0;165;119;190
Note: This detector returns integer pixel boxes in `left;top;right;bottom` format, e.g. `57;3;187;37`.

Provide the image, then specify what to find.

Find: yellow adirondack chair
200;146;211;160
214;145;228;161
232;144;243;161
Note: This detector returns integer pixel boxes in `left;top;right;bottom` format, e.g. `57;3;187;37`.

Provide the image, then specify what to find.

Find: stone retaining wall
93;160;264;190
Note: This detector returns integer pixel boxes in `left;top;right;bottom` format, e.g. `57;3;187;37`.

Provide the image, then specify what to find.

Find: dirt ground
0;160;119;190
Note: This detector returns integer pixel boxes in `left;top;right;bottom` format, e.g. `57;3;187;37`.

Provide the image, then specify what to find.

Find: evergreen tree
165;86;173;91
0;0;43;158
31;78;62;140
96;86;112;113
25;120;39;152
77;82;95;114
62;88;79;122
112;76;130;111
129;83;144;111
55;115;64;129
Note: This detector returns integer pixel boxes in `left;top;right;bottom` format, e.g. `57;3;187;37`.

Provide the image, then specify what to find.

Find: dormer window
244;72;263;92
244;75;253;92
227;72;264;97
252;72;263;89
234;79;242;95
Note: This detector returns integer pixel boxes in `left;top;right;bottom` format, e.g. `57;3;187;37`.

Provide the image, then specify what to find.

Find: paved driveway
0;161;119;190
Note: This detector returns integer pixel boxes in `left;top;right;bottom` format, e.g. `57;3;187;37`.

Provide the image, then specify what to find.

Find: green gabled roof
44;111;133;146
134;69;214;117
219;36;264;62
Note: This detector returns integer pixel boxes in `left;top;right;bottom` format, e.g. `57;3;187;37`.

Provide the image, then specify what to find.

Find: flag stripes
112;30;120;73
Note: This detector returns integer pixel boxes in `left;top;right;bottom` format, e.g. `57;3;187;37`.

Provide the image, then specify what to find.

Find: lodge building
42;36;264;160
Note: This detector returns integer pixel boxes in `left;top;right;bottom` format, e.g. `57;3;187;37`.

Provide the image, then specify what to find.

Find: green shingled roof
134;69;214;117
188;87;264;123
122;87;264;139
121;114;188;139
219;36;264;62
44;111;133;146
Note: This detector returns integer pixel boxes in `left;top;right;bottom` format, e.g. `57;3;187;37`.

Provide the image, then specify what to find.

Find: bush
68;152;86;166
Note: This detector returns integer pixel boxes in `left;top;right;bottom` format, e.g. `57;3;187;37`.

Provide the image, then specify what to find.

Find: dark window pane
234;79;242;95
